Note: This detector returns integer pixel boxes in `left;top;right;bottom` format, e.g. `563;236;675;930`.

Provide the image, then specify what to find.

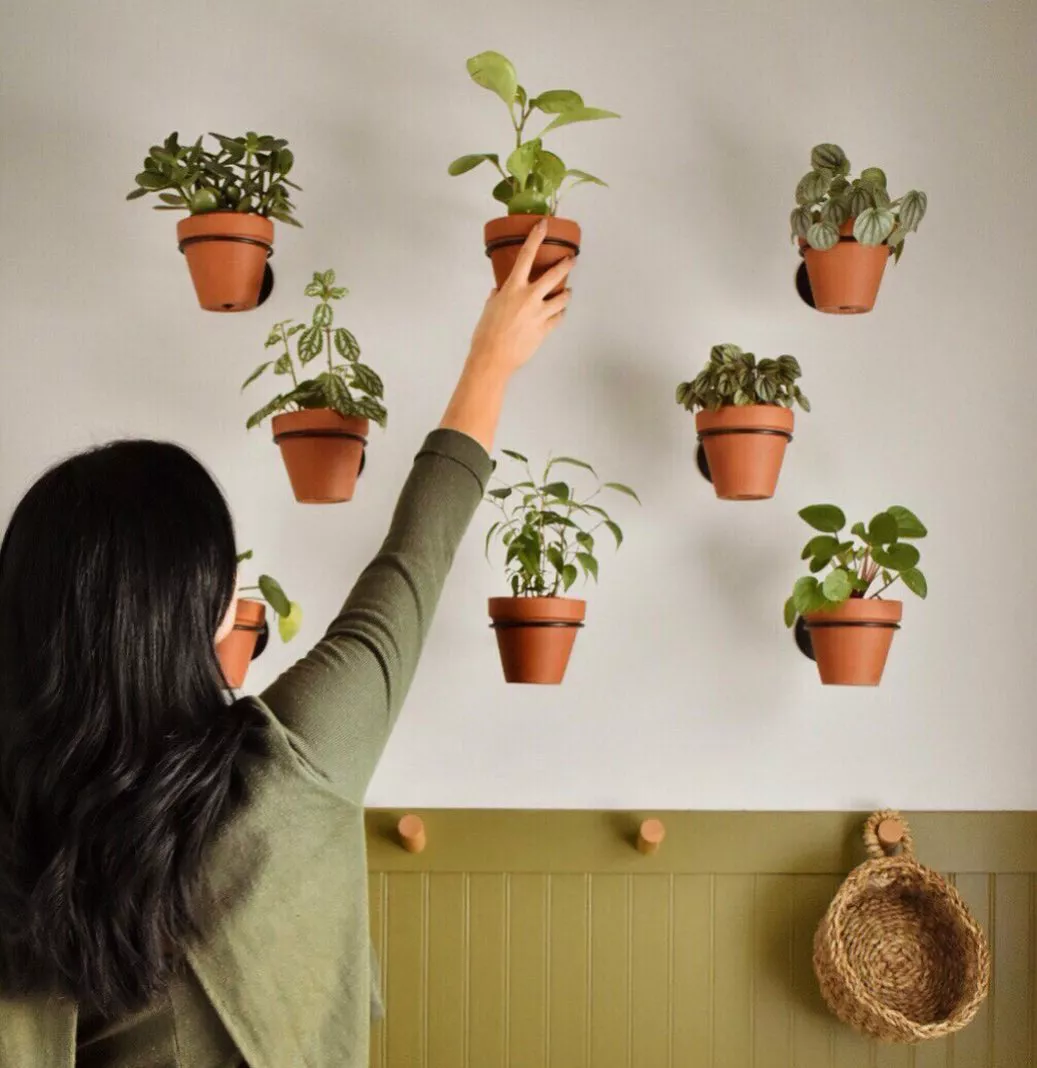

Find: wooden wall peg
398;814;426;854
637;818;666;855
876;816;905;851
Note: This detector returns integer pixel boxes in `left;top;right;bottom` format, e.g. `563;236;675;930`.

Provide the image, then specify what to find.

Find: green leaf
547;456;596;476
351;363;384;398
867;511;899;546
536;149;567;194
334;327;360;360
821;569;853;603
854;207;896;245
541;106;620;133
798;504;846;533
258;574;291;617
488;487;513;500
821;197;850;227
236;549;254;563
789;206;812;239
484;521;501;557
792;575;826;615
507;189;550;215
542;481;570;500
605;521;623;548
492;177;517;204
900;567;928;598
801;535;840;561
313;302;333;328
547;545;566;574
795;169;831;206
565;169;607;188
561;564;579;591
851;522;867;540
532;89;584;113
241;361;272;390
871;543;921;571
806;221;839;251
860;166;887;188
273;353;293;375
887;505;927;539
899;190;928;232
848;185;874;217
810;143;849;175
298;325;323;362
466;51;518;105
506;140;540;184
277;600;303;641
604;482;640;503
783;597;798;628
501;449;528;463
448;153;500;176
126;187;150;200
576;552;599;582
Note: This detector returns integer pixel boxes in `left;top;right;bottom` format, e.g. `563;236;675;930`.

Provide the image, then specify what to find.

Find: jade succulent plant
784;504;928;626
790;143;926;263
676;344;810;413
236;551;302;642
243;269;387;429
485;451;638;597
448;51;619;216
127;131;301;225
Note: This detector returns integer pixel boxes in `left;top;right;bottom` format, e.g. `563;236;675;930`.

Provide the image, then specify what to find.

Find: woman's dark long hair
0;440;263;1016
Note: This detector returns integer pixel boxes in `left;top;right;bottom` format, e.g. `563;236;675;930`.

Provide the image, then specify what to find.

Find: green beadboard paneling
368;812;1037;1068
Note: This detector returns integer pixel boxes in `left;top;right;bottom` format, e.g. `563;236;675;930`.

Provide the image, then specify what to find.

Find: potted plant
127;131;301;312
676;344;809;501
242;269;387;504
216;551;302;689
784;504;928;685
791;143;927;314
448;51;618;294
485;450;638;684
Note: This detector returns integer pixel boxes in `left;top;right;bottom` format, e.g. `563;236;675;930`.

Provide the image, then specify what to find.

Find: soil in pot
484;215;580;296
696;405;794;500
801;220;890;314
488;596;586;684
216;598;266;688
177;212;274;312
804;598;903;685
271;409;368;504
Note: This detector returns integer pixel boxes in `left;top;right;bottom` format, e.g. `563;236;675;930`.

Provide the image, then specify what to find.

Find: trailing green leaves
234;551;302;645
484;451;638;597
677;345;810;414
789;142;926;262
243;269;388;430
784;503;929;626
450;51;618;215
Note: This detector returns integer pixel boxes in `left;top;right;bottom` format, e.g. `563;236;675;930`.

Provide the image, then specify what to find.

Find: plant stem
279;326;299;387
869;574;901;599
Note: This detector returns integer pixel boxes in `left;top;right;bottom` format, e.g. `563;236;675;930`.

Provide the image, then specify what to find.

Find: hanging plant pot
804;598;903;686
696;405;794;501
271;409;368;504
488;596;585;684
800;220;890;315
216;598;268;688
177;212;274;312
484;215;580;296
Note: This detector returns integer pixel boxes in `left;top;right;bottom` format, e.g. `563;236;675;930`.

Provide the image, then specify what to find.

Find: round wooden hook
876;817;905;850
398;814;426;854
637;818;666;855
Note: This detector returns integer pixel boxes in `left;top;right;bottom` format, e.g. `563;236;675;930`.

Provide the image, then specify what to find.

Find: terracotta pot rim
695;405;796;434
805;598;903;625
271;409;370;444
488;596;587;624
176;212;275;243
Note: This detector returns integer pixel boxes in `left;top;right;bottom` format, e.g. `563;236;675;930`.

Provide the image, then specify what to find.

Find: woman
0;222;573;1068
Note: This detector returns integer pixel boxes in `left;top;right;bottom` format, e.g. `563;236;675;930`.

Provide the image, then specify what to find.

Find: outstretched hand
467;219;575;377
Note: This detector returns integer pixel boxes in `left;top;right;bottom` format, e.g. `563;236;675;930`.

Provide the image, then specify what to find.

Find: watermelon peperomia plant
790;143;927;263
236;551;302;642
676;344;810;413
448;51;619;216
784;505;928;626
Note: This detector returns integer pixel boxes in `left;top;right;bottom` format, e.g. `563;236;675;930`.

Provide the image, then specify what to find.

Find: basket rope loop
863;809;914;859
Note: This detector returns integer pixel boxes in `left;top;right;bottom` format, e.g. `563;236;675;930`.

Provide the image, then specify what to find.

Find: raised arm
260;222;573;796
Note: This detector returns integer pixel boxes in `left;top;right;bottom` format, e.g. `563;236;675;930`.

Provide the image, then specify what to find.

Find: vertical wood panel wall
366;812;1037;1068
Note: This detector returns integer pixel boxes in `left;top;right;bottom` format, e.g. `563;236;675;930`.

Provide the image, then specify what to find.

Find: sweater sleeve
259;428;492;796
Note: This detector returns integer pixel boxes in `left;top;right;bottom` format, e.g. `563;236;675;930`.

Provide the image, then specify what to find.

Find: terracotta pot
484;215;581;296
488;596;586;684
176;212;274;312
804;598;903;686
271;409;369;504
801;220;890;314
216;598;266;688
696;405;794;501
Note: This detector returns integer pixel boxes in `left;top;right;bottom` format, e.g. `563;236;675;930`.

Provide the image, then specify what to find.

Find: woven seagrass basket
813;811;990;1043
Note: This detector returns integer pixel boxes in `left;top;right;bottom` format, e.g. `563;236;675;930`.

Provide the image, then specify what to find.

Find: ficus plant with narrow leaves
242;269;387;429
126;131;301;225
485;451;639;597
784;505;928;627
676;344;810;413
790;143;926;263
236;551;302;642
448;51;619;216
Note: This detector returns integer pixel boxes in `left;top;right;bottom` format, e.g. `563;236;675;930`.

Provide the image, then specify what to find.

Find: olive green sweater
0;428;493;1068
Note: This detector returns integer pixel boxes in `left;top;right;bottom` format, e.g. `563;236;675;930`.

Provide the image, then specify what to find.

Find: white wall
2;0;1034;809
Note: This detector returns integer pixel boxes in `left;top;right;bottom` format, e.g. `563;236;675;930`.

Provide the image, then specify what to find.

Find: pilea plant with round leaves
242;269;387;429
790;143;927;263
236;551;302;642
127;131;301;225
784;504;928;626
448;51;619;216
676;345;810;413
485;451;639;597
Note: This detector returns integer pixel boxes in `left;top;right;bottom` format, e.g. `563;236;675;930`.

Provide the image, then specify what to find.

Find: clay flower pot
801;220;890;314
804;598;903;686
271;409;368;504
696;405;794;500
484;215;580;296
488;596;586;684
176;212;274;312
216;598;267;688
